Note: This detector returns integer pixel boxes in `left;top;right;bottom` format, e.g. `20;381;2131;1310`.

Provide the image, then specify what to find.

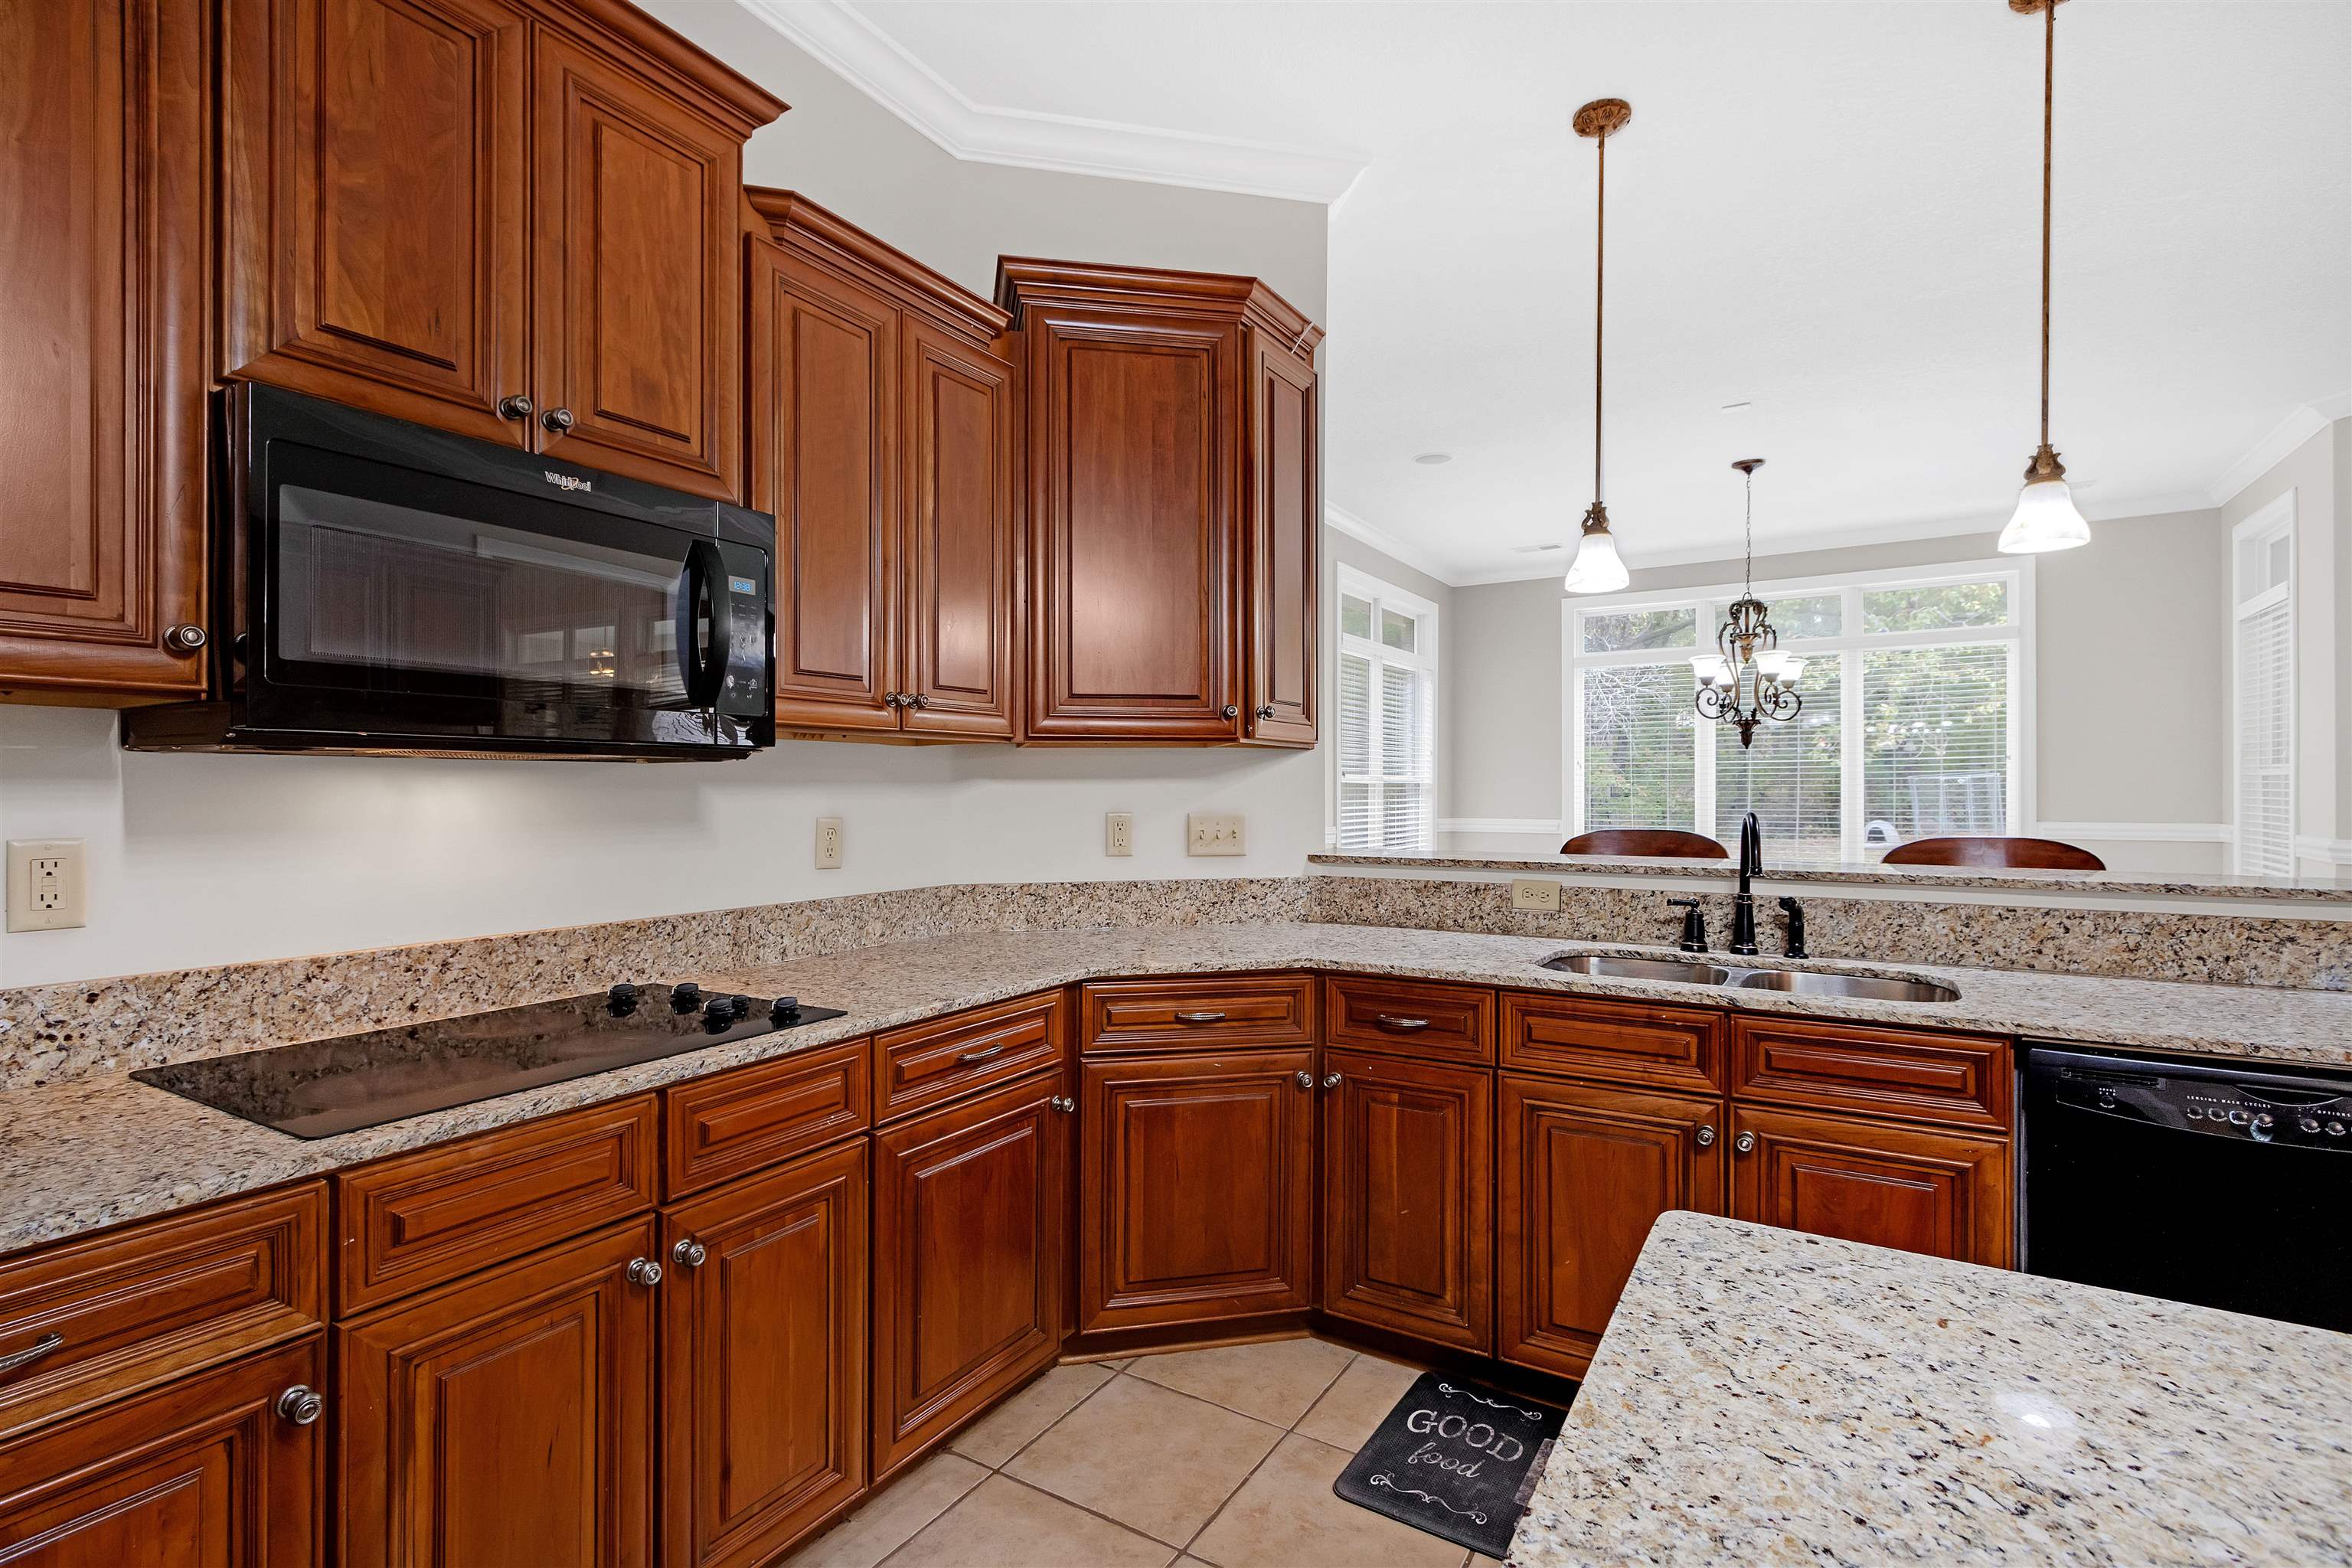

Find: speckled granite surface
9;922;2352;1259
1508;1211;2352;1567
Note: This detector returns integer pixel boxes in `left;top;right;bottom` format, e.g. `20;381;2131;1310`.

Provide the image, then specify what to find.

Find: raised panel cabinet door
1241;332;1318;746
1078;1050;1315;1334
1498;1075;1725;1381
531;29;741;499
1729;1106;2014;1268
900;318;1018;737
1320;1050;1491;1351
337;1220;658;1568
1024;314;1240;740
662;1141;867;1568
217;0;530;443
0;1338;322;1567
747;240;899;730
871;1072;1067;1481
0;0;207;700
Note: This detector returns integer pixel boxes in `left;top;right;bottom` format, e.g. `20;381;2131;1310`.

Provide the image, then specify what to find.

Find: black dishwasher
2021;1044;2352;1332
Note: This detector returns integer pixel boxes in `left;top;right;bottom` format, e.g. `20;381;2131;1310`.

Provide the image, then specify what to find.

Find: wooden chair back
1880;836;2105;871
1559;829;1730;861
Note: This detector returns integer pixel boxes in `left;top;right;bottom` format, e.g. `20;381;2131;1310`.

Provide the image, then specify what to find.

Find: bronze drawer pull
0;1332;64;1377
1372;1014;1432;1032
1173;1011;1228;1024
957;1045;1008;1064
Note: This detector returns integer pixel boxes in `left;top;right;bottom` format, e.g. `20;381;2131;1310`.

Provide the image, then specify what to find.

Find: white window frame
1334;565;1441;853
2229;494;2296;876
1560;558;2036;859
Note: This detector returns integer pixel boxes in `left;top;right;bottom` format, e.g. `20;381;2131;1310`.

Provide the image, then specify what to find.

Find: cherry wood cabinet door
900;318;1018;738
1022;312;1240;740
531;28;742;500
1498;1075;1725;1380
1729;1106;2014;1268
1320;1050;1491;1351
871;1073;1067;1481
0;0;207;700
217;0;531;446
337;1220;658;1568
1241;332;1318;746
748;240;899;731
662;1142;867;1568
1078;1050;1315;1334
0;1338;322;1567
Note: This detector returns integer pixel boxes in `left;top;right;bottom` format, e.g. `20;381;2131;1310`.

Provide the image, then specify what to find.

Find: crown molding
736;0;1367;205
2208;392;2352;508
1323;505;1464;588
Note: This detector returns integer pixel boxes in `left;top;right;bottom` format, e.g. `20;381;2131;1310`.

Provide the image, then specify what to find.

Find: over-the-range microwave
124;384;775;760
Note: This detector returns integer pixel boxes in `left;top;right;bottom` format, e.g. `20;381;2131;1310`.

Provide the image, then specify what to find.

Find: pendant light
1564;97;1632;594
1998;0;2091;554
1694;459;1805;749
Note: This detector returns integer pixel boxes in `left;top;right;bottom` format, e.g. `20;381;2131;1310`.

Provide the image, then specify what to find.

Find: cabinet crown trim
750;187;1010;341
995;256;1321;352
553;0;789;128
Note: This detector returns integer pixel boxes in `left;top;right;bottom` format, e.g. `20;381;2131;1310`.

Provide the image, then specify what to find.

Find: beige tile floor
785;1336;1514;1568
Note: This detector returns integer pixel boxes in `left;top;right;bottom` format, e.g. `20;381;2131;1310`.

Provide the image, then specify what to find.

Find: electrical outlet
1187;812;1246;858
1510;877;1561;913
1106;812;1134;858
8;839;86;932
814;817;843;871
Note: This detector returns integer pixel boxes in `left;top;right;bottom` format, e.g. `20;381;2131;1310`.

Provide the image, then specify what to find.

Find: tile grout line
1176;1348;1365;1560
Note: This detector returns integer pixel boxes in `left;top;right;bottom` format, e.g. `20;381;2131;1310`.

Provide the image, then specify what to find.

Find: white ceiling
743;1;2352;583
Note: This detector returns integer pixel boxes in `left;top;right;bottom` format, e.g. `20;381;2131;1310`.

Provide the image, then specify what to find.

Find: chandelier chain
2040;0;2054;449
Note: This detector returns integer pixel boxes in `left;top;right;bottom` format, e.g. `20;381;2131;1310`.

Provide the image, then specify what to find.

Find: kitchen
1;1;2347;1565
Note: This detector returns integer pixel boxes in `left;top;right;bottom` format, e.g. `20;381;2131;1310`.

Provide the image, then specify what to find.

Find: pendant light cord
1743;467;1755;597
2040;0;2055;449
1593;128;1607;505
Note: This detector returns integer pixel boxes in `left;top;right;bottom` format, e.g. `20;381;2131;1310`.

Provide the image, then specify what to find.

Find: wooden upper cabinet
1243;328;1321;746
748;191;1016;740
0;0;207;701
218;0;532;444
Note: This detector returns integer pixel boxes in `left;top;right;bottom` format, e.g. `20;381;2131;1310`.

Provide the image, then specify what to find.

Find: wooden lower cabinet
1078;1050;1316;1336
661;1140;868;1568
1497;1075;1725;1380
1319;1050;1491;1351
871;1072;1067;1480
0;1338;322;1566
337;1219;659;1568
1729;1104;2014;1268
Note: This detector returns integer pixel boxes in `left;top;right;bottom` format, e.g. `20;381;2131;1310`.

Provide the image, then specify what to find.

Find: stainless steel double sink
1541;952;1959;1004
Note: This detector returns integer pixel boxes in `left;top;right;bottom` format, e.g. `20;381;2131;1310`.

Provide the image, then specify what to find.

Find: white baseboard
1437;818;1563;838
2035;821;2232;844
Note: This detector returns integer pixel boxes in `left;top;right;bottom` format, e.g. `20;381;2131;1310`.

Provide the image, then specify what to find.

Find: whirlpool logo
543;469;593;493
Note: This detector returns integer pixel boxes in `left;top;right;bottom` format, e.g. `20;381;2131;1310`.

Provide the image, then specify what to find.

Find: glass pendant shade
1753;649;1798;683
1690;654;1734;688
1998;473;2092;554
1563;523;1628;594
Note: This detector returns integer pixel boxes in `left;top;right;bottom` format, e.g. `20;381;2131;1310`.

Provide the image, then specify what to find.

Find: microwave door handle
675;541;730;708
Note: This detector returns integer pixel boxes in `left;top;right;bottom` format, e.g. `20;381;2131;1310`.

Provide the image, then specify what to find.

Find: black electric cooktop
130;984;847;1139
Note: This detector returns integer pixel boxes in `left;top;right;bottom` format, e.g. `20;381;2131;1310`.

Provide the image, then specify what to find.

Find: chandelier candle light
1997;0;2092;554
1563;96;1632;594
1694;459;1805;749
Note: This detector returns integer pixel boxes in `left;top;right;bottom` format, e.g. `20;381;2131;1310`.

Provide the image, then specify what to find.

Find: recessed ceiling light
1413;452;1452;466
1719;401;1753;413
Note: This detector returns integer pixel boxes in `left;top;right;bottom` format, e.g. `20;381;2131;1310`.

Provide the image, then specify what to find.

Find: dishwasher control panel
2045;1057;2351;1149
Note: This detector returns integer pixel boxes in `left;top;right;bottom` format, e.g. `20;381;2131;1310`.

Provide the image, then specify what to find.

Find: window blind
1582;663;1695;833
1715;654;1842;858
1862;642;2011;843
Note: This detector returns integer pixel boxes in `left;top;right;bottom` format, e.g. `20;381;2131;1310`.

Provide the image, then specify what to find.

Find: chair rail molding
1437;818;1565;838
2034;821;2233;845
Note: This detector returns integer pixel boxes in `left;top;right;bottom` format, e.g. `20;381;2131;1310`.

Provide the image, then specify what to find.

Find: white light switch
814;817;843;871
8;840;86;932
1187;813;1246;857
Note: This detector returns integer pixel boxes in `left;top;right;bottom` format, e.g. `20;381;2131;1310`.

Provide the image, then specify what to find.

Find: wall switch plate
814;817;843;871
1187;812;1246;858
8;840;87;932
1105;812;1134;857
1510;877;1561;913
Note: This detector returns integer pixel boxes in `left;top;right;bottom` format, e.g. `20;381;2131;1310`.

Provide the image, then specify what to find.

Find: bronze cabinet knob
163;624;207;654
1256;704;1276;720
1733;1132;1756;1155
626;1256;663;1287
1220;704;1239;720
496;394;534;420
541;407;575;434
276;1385;324;1426
1696;1125;1717;1148
671;1239;707;1269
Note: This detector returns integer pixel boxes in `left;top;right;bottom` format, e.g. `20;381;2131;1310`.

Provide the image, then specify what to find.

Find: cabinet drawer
874;991;1067;1125
335;1096;657;1313
1323;975;1494;1065
1730;1016;2011;1130
1501;991;1723;1093
665;1037;871;1200
0;1182;325;1439
1080;974;1315;1054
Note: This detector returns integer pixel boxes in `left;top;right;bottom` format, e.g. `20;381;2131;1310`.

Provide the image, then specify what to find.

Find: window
1564;562;2030;861
1336;568;1439;851
2232;497;2295;877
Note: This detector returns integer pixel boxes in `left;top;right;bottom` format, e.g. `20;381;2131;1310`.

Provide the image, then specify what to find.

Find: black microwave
124;385;774;760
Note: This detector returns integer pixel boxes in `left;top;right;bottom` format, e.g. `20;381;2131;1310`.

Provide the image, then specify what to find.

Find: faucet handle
1665;896;1709;953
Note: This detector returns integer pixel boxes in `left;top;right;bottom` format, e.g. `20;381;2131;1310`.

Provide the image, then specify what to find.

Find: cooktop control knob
701;995;741;1031
606;982;641;1017
671;982;704;1012
772;996;801;1020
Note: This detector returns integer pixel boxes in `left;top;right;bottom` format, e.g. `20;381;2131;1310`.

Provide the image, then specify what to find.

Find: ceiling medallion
1694;459;1806;750
1563;97;1633;594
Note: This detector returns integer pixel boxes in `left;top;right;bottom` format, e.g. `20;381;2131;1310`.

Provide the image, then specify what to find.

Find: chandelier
1563;97;1632;594
1693;459;1804;749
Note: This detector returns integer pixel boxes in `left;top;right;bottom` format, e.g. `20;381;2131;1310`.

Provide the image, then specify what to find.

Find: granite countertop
1510;1211;2352;1566
8;921;2352;1258
1310;851;2352;903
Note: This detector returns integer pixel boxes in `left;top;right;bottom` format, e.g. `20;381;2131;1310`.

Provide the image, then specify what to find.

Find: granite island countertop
8;921;2352;1258
1508;1210;2352;1567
